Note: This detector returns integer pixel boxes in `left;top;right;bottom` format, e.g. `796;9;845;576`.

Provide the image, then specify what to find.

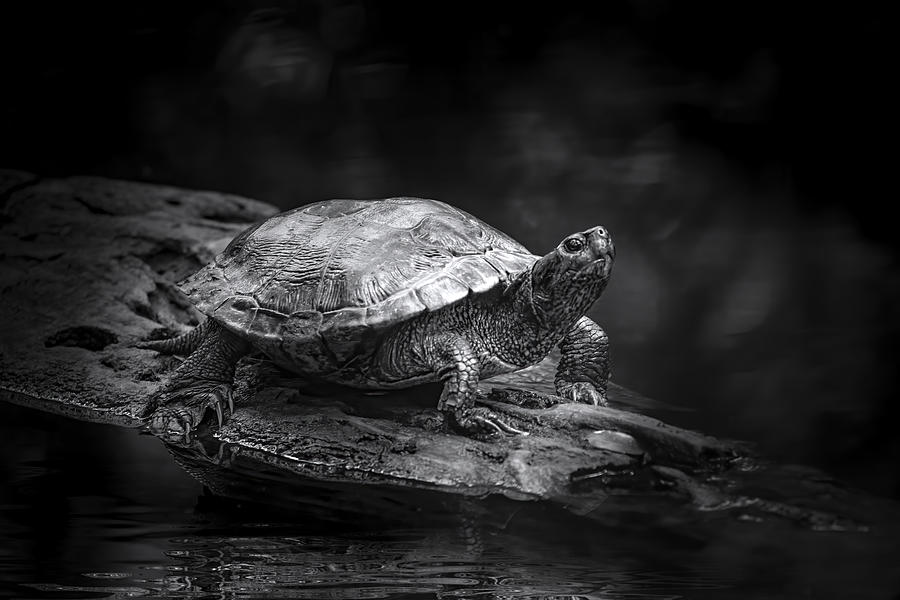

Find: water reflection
43;527;729;599
14;504;734;599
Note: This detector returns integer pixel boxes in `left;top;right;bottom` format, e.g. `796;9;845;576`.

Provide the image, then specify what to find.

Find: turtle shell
180;197;536;366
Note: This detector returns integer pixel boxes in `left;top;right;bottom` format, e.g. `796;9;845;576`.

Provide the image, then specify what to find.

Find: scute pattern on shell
180;198;537;341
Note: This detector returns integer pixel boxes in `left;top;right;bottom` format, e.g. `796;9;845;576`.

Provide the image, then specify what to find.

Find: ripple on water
82;571;132;579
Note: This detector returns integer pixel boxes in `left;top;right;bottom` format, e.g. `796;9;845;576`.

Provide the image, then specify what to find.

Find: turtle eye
563;237;585;253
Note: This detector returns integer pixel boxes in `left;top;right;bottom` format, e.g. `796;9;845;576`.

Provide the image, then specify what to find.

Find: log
0;170;867;526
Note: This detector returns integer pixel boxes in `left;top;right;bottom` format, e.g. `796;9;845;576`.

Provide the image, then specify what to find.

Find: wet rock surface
0;170;873;526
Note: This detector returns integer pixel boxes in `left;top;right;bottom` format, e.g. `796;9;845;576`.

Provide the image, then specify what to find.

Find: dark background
1;1;897;497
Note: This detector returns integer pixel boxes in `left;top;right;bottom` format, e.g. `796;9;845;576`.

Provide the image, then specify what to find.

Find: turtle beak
585;226;614;258
586;226;614;274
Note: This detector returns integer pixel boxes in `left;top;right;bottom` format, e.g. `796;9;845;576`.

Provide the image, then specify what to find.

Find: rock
0;172;277;424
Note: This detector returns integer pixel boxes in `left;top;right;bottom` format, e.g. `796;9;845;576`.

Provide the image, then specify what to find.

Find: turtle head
540;226;615;279
526;226;615;328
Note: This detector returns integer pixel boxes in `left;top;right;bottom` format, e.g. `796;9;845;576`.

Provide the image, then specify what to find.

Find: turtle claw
145;381;234;439
455;406;528;436
497;419;529;436
474;414;529;436
560;382;608;407
473;414;505;435
215;402;224;428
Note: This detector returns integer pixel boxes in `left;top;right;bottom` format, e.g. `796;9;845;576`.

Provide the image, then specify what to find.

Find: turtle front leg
431;336;527;436
144;320;250;437
555;316;610;406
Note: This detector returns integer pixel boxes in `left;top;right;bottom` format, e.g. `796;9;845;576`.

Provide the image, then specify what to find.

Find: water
2;402;899;599
2;0;899;498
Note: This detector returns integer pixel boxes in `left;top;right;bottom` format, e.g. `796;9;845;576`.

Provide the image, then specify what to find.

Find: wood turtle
141;197;615;437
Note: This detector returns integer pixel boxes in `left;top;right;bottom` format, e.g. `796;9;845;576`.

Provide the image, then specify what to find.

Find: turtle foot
146;380;234;439
557;381;608;407
453;406;528;436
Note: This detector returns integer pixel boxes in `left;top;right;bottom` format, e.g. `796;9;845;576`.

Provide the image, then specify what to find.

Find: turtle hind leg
146;320;250;438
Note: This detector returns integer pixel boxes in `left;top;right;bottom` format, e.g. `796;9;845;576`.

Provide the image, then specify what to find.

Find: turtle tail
136;320;210;356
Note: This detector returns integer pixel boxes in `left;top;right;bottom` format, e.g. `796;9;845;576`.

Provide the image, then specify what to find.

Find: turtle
141;197;615;436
